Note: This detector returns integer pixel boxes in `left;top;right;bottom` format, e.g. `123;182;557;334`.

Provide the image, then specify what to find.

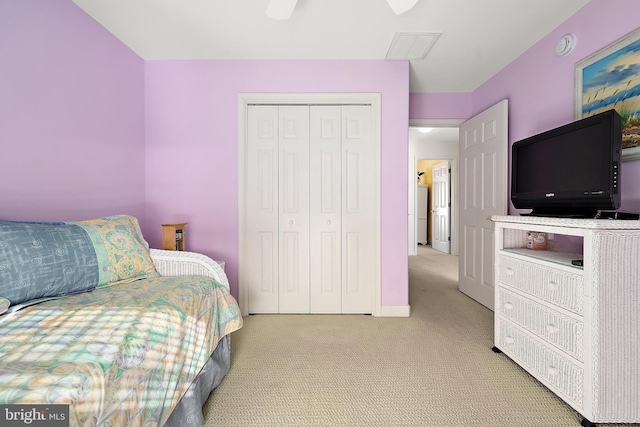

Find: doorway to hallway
408;125;459;257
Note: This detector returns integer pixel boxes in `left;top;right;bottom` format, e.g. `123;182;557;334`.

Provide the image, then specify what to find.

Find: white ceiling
72;0;591;93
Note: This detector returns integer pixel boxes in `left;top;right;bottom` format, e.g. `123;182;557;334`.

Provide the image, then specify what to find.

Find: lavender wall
144;60;410;305
409;93;472;120
0;0;145;222
472;0;640;213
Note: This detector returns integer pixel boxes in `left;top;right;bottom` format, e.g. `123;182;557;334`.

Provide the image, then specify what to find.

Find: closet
243;104;377;314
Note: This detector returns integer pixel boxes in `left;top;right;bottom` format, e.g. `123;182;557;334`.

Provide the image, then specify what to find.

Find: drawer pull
505;268;515;276
504;302;514;310
504;336;514;345
548;367;559;377
547;282;559;292
546;324;559;334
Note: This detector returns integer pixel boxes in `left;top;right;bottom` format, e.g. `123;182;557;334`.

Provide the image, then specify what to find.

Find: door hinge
448;237;451;241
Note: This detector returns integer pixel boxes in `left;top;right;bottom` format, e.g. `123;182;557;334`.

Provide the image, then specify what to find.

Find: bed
0;216;243;426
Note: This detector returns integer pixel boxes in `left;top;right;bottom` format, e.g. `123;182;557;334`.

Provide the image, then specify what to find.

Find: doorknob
288;220;293;225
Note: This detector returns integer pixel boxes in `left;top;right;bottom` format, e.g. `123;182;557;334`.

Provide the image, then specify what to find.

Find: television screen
511;110;622;218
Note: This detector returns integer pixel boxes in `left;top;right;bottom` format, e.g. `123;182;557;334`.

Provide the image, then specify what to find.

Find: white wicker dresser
491;215;640;426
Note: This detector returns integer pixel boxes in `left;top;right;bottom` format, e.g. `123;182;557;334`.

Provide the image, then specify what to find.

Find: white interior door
458;100;508;310
245;101;376;315
431;161;450;253
278;106;310;313
341;105;375;314
310;106;342;313
416;184;428;245
246;106;279;313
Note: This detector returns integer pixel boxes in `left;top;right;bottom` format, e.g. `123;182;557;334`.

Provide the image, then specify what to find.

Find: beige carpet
202;246;629;426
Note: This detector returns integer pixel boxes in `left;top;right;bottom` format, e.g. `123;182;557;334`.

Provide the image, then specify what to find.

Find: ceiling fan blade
385;0;420;15
266;0;298;20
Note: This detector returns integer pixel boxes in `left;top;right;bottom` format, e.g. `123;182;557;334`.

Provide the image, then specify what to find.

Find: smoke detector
556;34;577;57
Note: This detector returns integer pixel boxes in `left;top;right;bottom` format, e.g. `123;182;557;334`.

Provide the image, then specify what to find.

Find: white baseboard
375;305;411;317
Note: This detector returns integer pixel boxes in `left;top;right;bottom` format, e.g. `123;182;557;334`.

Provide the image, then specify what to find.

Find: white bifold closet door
246;104;374;314
309;106;341;313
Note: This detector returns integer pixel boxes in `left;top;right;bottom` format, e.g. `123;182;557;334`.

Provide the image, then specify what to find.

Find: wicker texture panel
590;231;640;423
149;249;229;291
498;319;584;408
492;215;640;230
502;227;528;249
498;255;583;315
498;288;583;361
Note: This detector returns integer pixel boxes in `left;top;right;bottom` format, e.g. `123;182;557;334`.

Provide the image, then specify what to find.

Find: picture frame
575;27;640;161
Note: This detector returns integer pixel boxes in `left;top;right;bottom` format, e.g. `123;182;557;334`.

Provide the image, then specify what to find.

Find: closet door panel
310;106;342;313
246;106;279;313
245;103;376;315
278;106;310;313
341;106;375;313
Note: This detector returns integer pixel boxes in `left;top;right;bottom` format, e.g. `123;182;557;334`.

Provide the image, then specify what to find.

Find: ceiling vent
385;32;442;60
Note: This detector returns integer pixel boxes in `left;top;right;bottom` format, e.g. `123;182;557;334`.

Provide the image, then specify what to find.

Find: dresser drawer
497;287;583;361
497;318;584;408
498;255;583;315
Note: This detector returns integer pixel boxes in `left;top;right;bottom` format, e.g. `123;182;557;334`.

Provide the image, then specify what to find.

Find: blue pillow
0;221;101;306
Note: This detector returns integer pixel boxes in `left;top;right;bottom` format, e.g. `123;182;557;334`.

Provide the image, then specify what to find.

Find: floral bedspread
0;275;243;426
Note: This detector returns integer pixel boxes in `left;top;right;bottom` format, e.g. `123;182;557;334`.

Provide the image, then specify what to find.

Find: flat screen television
511;109;622;218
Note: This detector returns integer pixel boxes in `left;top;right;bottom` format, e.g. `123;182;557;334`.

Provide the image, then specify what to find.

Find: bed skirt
164;336;231;427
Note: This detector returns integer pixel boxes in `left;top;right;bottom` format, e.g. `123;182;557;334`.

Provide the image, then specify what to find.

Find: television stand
596;210;640;220
521;208;598;219
492;215;640;424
